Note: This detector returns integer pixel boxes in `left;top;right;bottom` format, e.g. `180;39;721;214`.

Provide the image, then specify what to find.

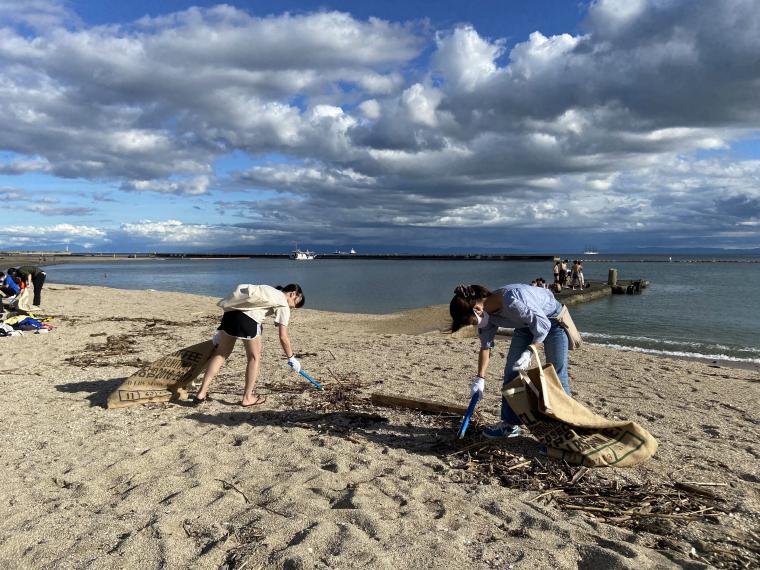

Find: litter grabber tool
457;391;481;439
297;369;323;390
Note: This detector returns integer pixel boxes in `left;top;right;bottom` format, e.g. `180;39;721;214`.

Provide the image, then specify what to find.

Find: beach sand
0;285;757;569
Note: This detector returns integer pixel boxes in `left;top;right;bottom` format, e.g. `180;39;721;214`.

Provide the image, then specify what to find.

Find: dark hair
449;284;490;332
7;268;16;275
277;283;305;308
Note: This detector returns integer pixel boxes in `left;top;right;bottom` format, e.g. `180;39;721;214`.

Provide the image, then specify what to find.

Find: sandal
241;395;267;407
191;395;211;406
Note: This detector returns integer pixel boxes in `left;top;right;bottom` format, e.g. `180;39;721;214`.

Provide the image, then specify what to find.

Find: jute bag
502;346;657;467
107;340;216;409
11;287;33;313
555;305;582;350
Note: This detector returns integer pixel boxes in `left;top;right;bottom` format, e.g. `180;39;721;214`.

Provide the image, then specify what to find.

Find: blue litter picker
456;391;481;439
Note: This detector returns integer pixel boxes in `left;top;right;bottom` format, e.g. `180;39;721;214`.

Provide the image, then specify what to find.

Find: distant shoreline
2;253;759;266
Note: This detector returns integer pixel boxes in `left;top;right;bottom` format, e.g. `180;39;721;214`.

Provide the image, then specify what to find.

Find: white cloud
0;1;760;250
433;26;503;92
118;219;261;247
0;223;107;247
122;176;210;196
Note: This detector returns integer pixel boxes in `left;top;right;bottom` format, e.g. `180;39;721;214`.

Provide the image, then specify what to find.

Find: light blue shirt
478;284;560;348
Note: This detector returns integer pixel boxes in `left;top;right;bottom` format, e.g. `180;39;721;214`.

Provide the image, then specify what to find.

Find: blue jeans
501;303;570;425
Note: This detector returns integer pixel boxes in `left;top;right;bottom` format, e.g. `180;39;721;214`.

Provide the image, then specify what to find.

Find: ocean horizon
46;254;760;367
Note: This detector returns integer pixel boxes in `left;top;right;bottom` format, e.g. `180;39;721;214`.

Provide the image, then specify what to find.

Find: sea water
47;254;760;364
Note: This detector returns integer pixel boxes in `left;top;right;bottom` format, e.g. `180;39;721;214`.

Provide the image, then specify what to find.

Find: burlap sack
107;340;215;409
503;346;657;467
11;288;33;313
555;305;582;350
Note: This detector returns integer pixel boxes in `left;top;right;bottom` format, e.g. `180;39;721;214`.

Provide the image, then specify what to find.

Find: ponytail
449;284;490;332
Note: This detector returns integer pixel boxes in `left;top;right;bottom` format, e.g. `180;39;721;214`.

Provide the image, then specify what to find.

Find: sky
1;0;760;253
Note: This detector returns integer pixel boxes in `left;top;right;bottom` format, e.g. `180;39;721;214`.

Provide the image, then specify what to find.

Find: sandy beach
0;284;758;569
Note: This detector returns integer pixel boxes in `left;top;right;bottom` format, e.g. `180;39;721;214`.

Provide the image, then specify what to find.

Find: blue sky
1;0;759;253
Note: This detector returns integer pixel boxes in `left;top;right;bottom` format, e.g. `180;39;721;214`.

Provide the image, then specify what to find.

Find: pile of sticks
445;442;758;568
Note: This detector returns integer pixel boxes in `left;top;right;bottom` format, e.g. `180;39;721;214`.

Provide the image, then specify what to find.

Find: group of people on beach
198;278;575;441
0;265;47;307
553;259;585;290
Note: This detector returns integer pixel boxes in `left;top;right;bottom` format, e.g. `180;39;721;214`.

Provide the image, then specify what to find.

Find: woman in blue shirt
450;283;571;438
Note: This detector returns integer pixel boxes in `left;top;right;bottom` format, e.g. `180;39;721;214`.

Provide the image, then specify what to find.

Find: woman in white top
193;283;305;407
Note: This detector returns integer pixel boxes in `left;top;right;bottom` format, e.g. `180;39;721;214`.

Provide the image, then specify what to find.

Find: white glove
287;356;302;373
513;350;533;371
470;376;485;397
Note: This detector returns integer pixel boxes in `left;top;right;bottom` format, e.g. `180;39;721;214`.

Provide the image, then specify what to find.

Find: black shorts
218;311;261;339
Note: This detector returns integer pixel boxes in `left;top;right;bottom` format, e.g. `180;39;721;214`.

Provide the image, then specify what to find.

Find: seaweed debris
445;442;757;568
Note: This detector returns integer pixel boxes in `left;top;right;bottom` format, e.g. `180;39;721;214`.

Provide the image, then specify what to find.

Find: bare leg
195;332;236;399
241;336;263;406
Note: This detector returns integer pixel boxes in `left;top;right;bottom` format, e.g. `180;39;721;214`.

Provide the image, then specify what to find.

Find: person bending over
450;283;571;438
193;283;305;407
16;265;47;306
0;270;20;298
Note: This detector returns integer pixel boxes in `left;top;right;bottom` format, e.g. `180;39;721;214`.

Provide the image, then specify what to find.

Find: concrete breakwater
556;279;649;305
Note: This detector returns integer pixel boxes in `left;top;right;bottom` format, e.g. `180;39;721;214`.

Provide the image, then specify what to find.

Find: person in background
0;270;20;298
193;283;306;407
552;260;560;284
570;260;580;290
559;259;569;288
16;265;47;306
576;261;585;289
449;283;572;438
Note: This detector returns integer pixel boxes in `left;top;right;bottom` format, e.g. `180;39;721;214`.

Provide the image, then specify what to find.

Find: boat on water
332;248;357;255
583;246;599;255
290;248;316;260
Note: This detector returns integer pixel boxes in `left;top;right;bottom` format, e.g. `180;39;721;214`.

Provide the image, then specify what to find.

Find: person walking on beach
193;283;305;407
16;265;47;306
449;283;571;438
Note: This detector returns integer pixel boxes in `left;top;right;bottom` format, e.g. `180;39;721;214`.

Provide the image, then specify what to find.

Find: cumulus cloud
121;176;210;196
0;223;107;248
1;0;760;250
118;219;264;247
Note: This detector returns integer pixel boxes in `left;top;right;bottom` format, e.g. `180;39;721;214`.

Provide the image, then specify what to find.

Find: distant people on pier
569;260;585;290
559;259;569;288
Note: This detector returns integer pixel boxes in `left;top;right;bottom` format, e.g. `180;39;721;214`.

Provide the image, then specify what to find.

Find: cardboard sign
107;340;215;409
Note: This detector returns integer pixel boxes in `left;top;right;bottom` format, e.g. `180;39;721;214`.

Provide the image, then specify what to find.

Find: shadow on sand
184;408;541;457
55;378;126;407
